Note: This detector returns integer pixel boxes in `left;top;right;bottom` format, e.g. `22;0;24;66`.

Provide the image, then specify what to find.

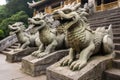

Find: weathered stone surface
21;49;69;77
29;13;67;58
104;68;120;80
52;2;114;71
47;54;113;80
6;47;38;63
0;34;17;52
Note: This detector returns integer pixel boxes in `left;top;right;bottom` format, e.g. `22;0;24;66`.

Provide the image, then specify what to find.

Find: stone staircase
0;7;120;80
88;8;120;80
1;42;20;55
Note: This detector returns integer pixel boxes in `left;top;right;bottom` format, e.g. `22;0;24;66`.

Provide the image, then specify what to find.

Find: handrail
0;34;18;51
0;23;38;52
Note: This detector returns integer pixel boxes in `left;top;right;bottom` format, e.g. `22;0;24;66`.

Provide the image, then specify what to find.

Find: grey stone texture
6;47;38;63
0;34;17;52
9;22;41;49
47;54;113;80
21;49;69;77
53;2;114;70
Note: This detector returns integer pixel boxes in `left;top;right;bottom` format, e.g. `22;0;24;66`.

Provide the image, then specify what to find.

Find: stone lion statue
9;22;41;50
28;13;68;58
53;2;114;70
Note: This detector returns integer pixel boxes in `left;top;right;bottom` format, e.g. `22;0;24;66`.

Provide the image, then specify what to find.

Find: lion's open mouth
11;29;17;31
29;21;42;27
9;26;18;32
54;17;78;32
28;19;45;34
53;14;75;30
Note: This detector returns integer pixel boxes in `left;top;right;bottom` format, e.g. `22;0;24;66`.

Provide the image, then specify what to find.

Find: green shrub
0;11;29;38
0;29;4;40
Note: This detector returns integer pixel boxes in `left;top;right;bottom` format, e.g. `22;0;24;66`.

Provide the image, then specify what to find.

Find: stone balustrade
0;34;18;51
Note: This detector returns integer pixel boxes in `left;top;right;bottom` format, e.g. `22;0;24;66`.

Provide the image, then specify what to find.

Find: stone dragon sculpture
53;2;114;70
8;22;41;50
28;13;67;58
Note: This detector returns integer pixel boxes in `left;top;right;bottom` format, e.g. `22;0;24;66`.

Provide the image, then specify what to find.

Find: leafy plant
0;11;29;37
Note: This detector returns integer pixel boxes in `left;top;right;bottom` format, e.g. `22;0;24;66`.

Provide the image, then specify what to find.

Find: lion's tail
102;24;114;54
106;24;113;40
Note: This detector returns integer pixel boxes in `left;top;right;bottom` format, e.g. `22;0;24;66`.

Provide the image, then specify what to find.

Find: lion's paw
37;52;49;58
70;60;87;71
60;56;73;66
31;50;41;57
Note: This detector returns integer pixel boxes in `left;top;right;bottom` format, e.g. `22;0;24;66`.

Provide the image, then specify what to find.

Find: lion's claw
70;60;87;71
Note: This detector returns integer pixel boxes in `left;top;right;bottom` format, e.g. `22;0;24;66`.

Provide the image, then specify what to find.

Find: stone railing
0;34;18;51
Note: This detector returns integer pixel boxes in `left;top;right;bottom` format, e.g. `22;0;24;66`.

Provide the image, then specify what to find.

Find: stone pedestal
6;47;38;63
21;50;69;77
47;54;113;80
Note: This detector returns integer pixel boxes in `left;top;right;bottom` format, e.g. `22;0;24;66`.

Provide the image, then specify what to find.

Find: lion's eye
19;24;22;26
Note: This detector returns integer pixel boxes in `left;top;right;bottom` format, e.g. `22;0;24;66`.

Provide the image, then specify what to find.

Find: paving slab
0;54;46;80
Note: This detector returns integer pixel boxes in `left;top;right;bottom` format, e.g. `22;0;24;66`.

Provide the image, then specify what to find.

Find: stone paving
0;54;46;80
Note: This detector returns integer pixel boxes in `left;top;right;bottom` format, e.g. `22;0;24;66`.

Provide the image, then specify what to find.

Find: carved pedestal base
6;47;38;63
21;50;69;77
47;54;113;80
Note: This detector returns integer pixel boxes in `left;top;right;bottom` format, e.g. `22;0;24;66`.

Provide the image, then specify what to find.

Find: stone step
114;33;120;37
114;50;120;59
113;29;120;33
91;25;120;29
113;59;120;69
90;14;120;20
5;48;13;51
90;24;120;28
89;17;120;25
9;45;19;49
1;51;10;55
89;8;120;20
90;21;120;28
89;14;120;22
104;68;120;80
91;27;120;32
115;43;120;51
13;43;20;46
113;37;120;43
